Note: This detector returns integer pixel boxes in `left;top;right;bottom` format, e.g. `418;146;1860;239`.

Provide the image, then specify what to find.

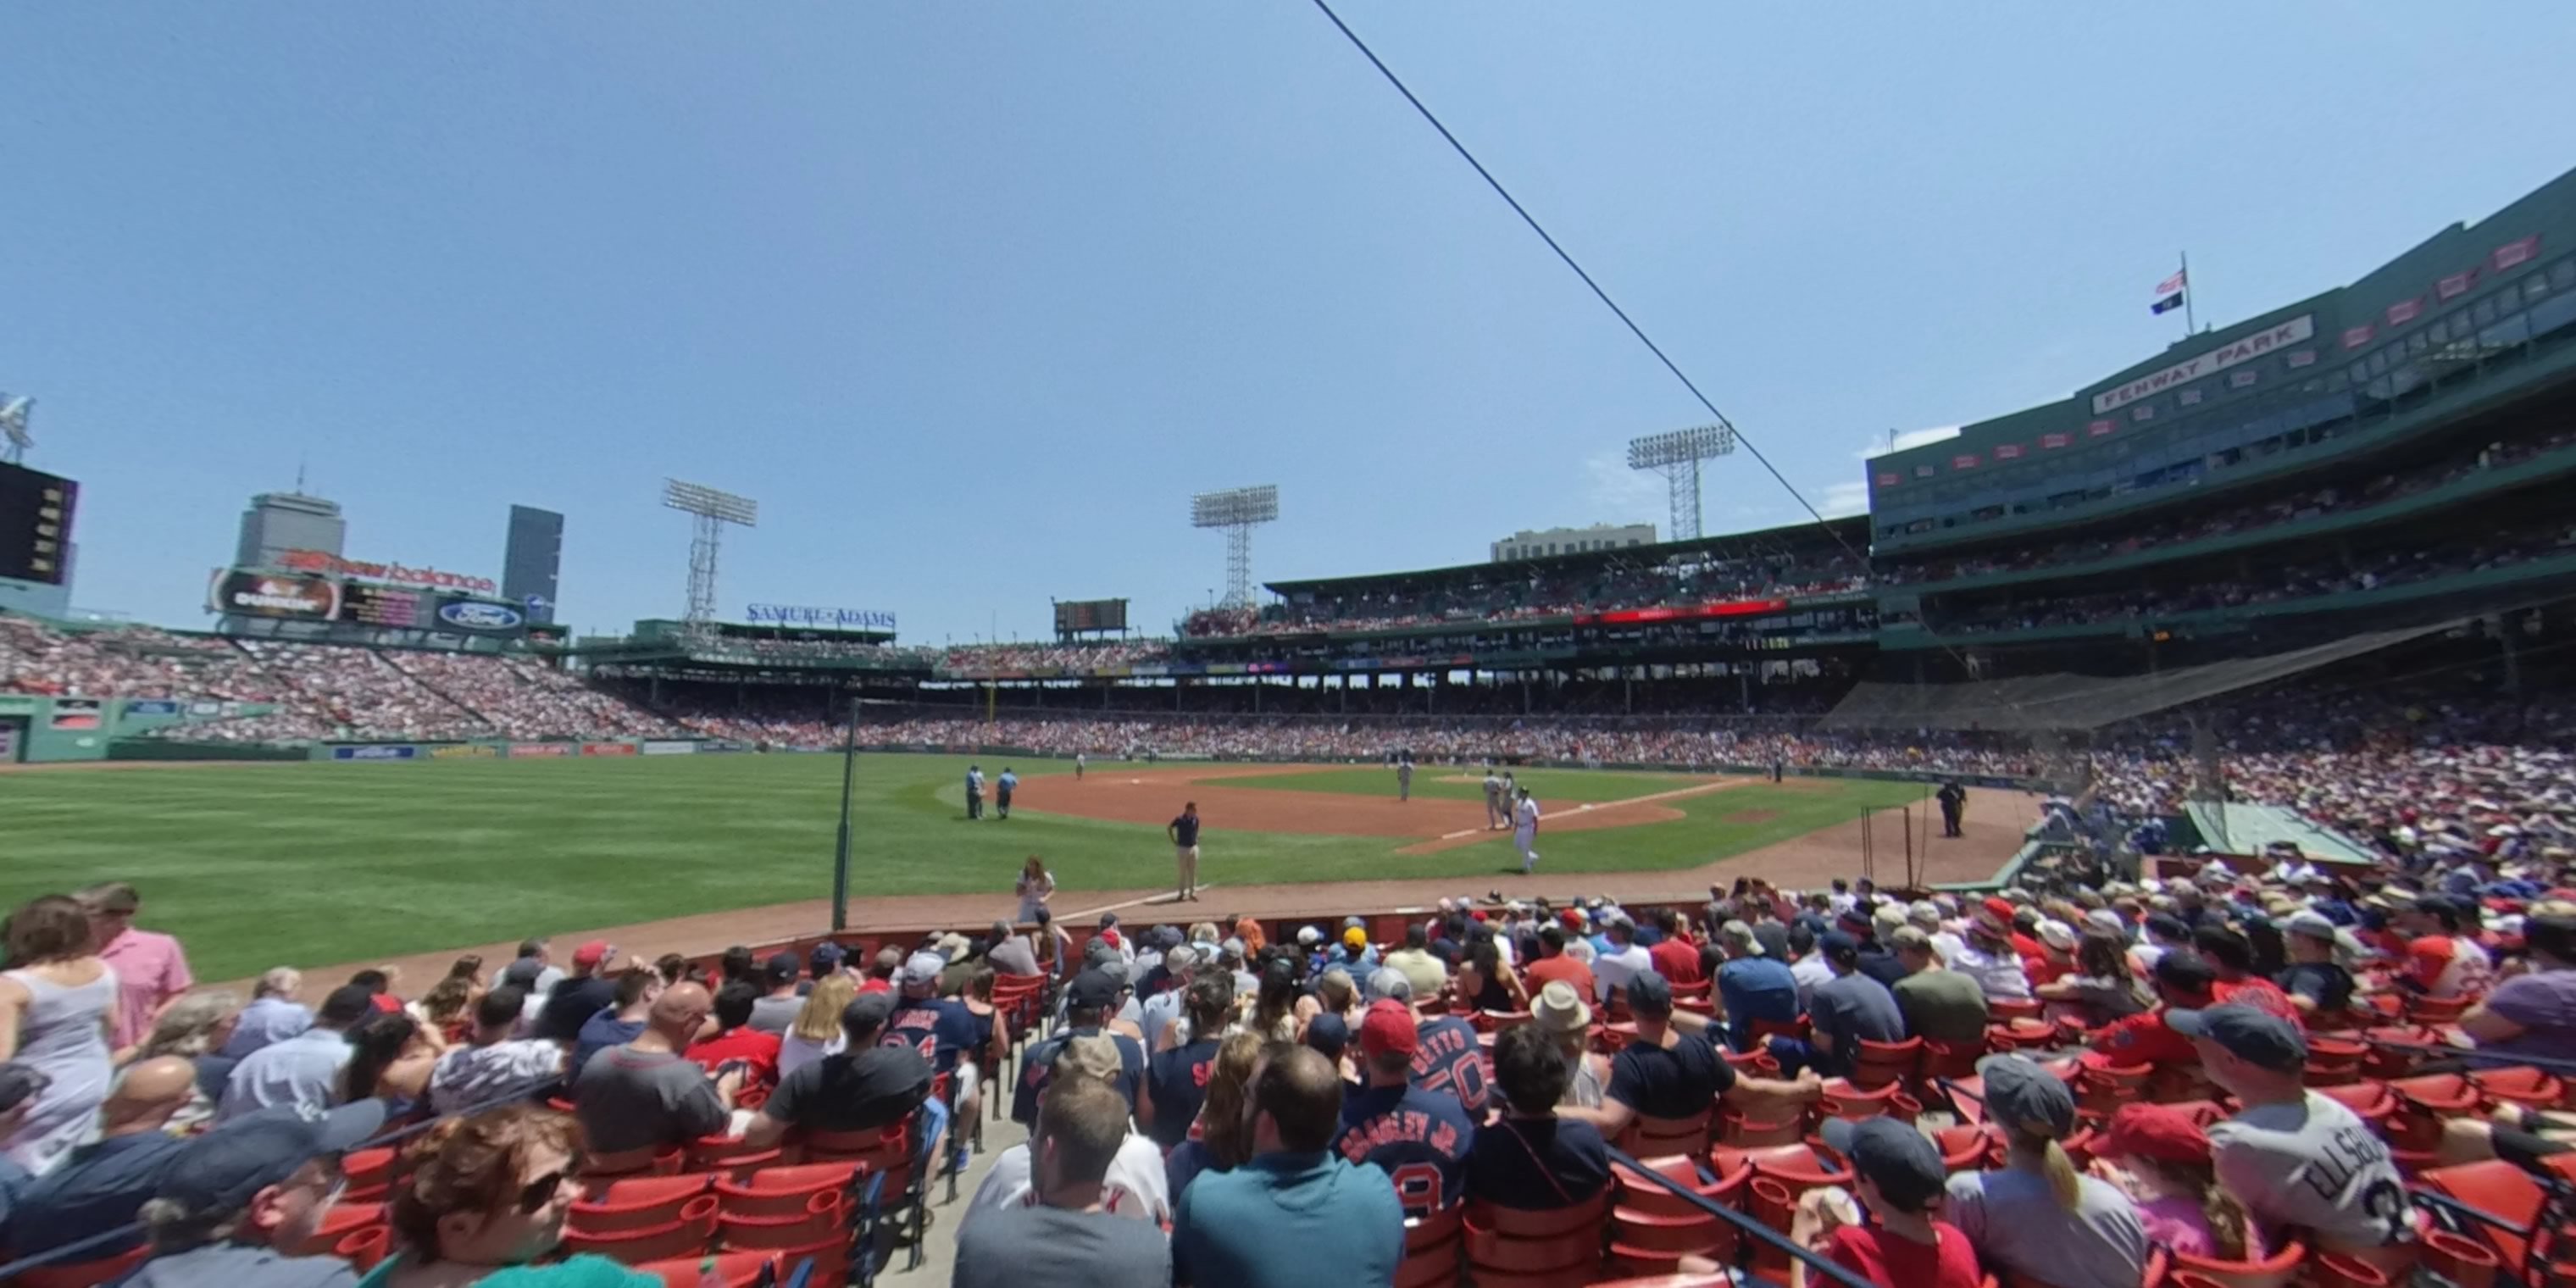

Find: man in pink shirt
79;881;194;1054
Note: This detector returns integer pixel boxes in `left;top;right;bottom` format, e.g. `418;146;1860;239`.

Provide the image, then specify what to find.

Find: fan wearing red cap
1330;1000;1475;1220
2091;1103;2259;1262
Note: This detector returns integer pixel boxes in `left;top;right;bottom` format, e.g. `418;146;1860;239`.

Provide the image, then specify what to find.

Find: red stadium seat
1463;1196;1609;1288
334;1224;391;1274
563;1194;719;1265
340;1146;398;1203
2416;1159;2545;1276
1625;1110;1712;1157
570;1174;713;1233
1396;1204;1466;1288
287;1199;386;1257
636;1252;779;1287
715;1190;845;1252
2156;1239;2308;1288
686;1133;784;1179
714;1161;866;1218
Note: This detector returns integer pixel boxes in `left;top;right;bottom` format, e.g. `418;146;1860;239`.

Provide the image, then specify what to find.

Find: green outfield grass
2;754;1924;980
1230;764;1698;803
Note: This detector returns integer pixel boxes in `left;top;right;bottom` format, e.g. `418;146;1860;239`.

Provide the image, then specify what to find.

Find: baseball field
0;752;1946;980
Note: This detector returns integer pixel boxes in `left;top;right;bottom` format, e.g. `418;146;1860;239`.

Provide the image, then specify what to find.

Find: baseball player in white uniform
1513;788;1541;874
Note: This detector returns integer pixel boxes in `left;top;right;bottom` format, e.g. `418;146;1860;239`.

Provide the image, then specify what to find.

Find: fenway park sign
2090;314;2313;414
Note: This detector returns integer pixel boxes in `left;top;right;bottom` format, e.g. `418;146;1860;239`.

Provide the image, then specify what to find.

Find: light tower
0;395;32;465
1191;485;1279;608
1627;424;1735;542
661;479;758;633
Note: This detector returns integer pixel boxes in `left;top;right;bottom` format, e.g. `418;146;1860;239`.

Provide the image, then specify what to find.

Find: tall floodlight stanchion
1190;485;1280;608
660;479;758;636
832;695;859;932
0;395;34;466
1627;425;1735;542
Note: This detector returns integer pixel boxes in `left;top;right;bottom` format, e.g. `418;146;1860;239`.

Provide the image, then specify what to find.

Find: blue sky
6;4;2573;644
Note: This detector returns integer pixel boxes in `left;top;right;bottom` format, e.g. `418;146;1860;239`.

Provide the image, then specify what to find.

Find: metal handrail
1604;1142;1879;1288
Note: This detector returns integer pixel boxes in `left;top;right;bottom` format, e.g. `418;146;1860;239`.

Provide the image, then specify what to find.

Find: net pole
831;696;858;932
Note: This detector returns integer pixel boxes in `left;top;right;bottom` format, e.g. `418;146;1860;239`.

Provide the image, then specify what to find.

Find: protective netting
1817;619;2465;733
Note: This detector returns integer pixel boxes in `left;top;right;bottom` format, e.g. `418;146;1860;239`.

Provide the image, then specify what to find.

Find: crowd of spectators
11;823;2573;1285
941;640;1172;674
1884;425;2576;587
1183;547;1868;640
0;615;683;744
1908;513;2576;636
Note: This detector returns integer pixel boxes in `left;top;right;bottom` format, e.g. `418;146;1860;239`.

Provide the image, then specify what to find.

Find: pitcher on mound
1513;787;1541;874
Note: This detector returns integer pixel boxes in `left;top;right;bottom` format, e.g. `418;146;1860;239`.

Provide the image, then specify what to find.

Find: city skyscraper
502;504;563;623
234;491;344;569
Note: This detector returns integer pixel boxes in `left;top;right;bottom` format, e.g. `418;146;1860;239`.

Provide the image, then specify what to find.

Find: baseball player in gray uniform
1482;769;1507;830
1396;755;1413;802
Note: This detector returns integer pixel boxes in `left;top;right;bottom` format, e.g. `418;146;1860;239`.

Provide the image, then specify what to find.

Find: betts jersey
1408;1014;1490;1118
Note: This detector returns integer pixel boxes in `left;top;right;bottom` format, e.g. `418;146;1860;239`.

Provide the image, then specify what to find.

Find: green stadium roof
1263;515;1868;596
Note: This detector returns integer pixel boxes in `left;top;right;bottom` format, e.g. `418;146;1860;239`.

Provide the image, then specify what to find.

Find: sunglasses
516;1168;575;1214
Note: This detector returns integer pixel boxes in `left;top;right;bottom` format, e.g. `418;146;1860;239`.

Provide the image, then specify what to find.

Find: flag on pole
2151;267;2188;315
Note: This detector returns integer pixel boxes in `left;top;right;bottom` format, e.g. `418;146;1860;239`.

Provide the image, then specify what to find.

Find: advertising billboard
209;569;342;620
339;581;426;628
331;745;419;761
434;596;525;633
746;604;896;630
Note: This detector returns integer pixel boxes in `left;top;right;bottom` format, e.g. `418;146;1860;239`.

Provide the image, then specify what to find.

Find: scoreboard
0;463;77;586
1053;597;1130;635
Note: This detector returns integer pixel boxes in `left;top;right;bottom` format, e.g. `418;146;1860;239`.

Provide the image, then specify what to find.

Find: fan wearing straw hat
1942;1054;2150;1288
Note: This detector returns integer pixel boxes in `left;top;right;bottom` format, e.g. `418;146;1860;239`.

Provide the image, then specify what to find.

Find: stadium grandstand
8;164;2576;1288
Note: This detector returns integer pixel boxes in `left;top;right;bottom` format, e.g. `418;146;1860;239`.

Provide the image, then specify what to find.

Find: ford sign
438;601;524;630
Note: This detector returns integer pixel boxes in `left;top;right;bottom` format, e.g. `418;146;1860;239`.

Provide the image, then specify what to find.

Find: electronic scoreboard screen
0;464;76;586
1052;597;1129;634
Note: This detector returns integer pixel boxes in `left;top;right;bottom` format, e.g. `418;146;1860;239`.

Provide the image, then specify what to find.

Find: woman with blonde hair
1162;1030;1265;1201
1943;1056;2151;1288
777;974;856;1079
139;989;241;1132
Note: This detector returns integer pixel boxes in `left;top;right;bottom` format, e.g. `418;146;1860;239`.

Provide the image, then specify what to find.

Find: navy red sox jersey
880;997;984;1074
1408;1014;1491;1118
1335;1082;1475;1219
1146;1037;1221;1149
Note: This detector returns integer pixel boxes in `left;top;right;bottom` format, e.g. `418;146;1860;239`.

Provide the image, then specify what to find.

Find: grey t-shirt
748;994;805;1035
122;1241;358;1288
575;1046;728;1155
2208;1092;2411;1257
1945;1166;2150;1288
953;1202;1170;1288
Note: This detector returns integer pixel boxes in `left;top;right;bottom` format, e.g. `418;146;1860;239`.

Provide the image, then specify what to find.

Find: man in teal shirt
1171;1044;1402;1288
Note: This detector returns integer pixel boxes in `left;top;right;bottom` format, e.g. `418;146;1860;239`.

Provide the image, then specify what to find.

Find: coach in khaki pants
1167;801;1202;902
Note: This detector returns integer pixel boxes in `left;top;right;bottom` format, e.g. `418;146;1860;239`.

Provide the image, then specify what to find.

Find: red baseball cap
1981;897;2018;923
1469;910;1489;922
572;941;612;968
1358;999;1418;1058
2101;1102;2211;1165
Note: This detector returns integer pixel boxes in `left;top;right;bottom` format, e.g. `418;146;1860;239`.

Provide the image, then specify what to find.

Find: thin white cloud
1854;424;1963;460
1581;449;1668;525
1816;480;1870;518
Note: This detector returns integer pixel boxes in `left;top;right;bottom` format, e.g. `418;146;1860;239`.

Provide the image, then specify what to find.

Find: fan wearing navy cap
1334;1000;1474;1219
1013;969;1145;1125
2178;1003;2412;1273
1795;1116;1982;1288
122;1099;386;1287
